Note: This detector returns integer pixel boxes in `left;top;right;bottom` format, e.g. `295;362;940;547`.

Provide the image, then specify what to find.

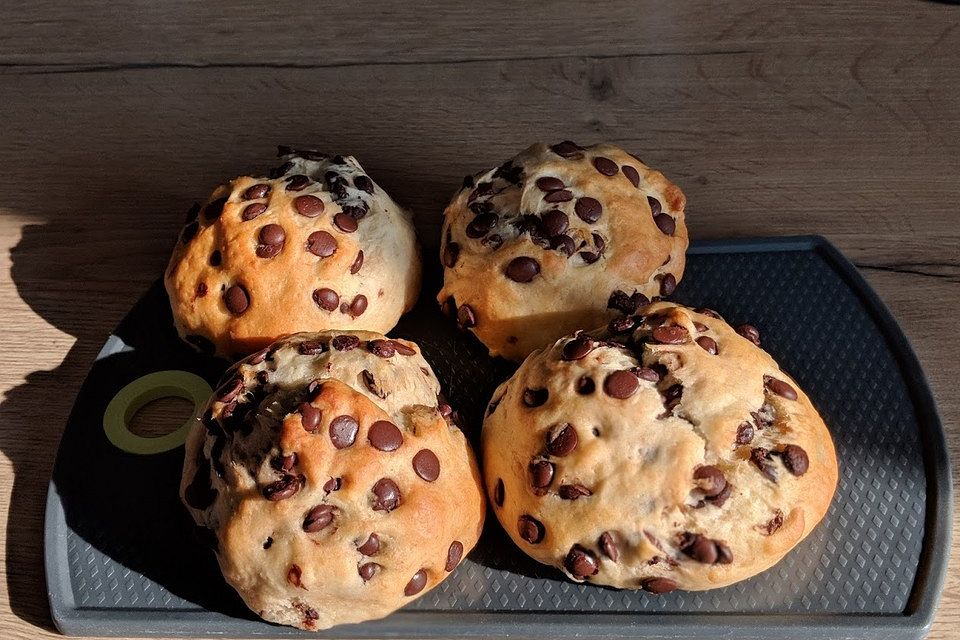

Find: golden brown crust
481;302;837;591
180;331;484;630
165;152;421;358
438;142;688;361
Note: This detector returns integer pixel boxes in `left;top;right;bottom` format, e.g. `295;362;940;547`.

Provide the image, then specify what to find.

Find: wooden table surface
0;1;957;638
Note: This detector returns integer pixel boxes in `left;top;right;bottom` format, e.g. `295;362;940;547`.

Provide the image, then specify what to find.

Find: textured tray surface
44;237;950;638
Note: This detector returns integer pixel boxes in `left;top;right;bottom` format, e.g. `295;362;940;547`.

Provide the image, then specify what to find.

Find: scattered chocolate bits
558;484;592;500
529;460;555;489
696;336;719;354
693;465;727;497
306;230;337;257
763;510;785;535
446;541;464;572
368;420;403;451
298;402;321;432
622;165;640;187
302;504;334;532
329;415;359;449
642;578;678;594
494;478;505;507
736;422;755;445
294;195;324;217
652;325;689;344
546;424;578;456
736;324;761;346
604;370;639;399
334;212;358;233
263;474;302;501
358;533;380;556
371;478;401;512
599;531;619;562
224;285;250;315
750;447;777;481
505;256;541;283
442;242;461;268
313;288;339;312
242;202;267;221
764;375;798;400
564;545;599;579
332;334;360;351
413;449;441;482
780;444;810;476
518;515;545;544
368;339;396;358
404;569;428;596
592;156;619;176
457;304;476;329
536;176;565;192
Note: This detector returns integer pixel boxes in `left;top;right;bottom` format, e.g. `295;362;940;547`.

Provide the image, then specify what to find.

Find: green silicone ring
103;371;212;455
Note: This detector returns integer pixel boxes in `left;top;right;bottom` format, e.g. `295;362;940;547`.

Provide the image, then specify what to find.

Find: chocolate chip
306;230;337;257
184;203;201;223
255;224;284;247
736;422;755;445
695;307;721;319
608;289;649;314
353;175;374;194
347;251;363;275
716;542;733;564
543;189;573;203
558;484;592;500
204;197;228;221
368;420;403;451
763;510;784;535
599;532;619;562
468;182;494;202
654;213;676;236
358;562;380;581
593;157;618;176
505;256;540;283
529;460;555;489
466;212;498;239
647;196;662;216
362;369;385;399
269;161;293;178
224;285;250;314
323;477;341;493
659;273;677;296
334;212;358;233
372;478;401;511
241;202;267;221
562;336;595;360
368;339;395;358
780;444;809;476
311;287;339;312
541;209;569;236
565;545;599;579
445;541;464;572
347;295;368;317
244;183;271;200
303;504;334;532
652;325;688;344
521;387;548;407
662;383;683;412
293;194;324;217
574;197;602;223
262;536;273;549
263;474;301;501
208;250;222;266
693;465;726;497
518;515;545;544
736;324;761;346
750;447;777;481
358;533;380;556
194;281;208;298
287;564;304;588
680;532;718;564
442;242;461;268
536;176;565;192
285;174;310;191
298;339;326;355
413;449;441;482
298;402;321;432
622;165;640;187
546;424;578;456
329;415;359;449
180;221;199;244
764;375;798;400
604;370;639;399
551;234;576;256
462;175;475;189
332;335;360;351
494;478;505;506
457;304;476;329
696;336;719;354
484;233;505;250
391;341;416;356
404;569;427;596
635;367;661;382
216;376;244;402
642;578;678;594
551;140;583;158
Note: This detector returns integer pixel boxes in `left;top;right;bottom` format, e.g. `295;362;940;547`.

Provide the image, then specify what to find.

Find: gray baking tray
44;235;952;639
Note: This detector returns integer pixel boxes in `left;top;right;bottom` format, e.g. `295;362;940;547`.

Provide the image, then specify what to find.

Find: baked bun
166;148;421;358
481;302;837;592
181;331;485;630
438;141;687;361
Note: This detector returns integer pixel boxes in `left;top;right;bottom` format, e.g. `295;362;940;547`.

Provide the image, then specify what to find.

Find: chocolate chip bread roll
166;147;421;358
439;141;688;361
181;331;485;630
482;302;837;591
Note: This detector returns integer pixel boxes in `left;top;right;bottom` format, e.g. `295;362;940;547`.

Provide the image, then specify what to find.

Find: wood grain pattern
0;2;957;638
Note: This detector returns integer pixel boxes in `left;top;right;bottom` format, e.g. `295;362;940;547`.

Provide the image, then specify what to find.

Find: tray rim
43;234;953;639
